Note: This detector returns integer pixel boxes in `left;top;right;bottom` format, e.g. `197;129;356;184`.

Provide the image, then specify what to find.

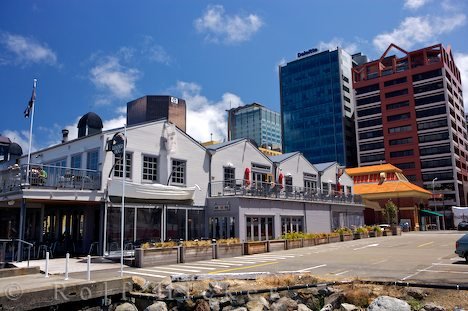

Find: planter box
216;243;243;259
383;230;392;236
244;241;268;255
340;234;353;242
316;237;328;245
392;226;402;236
368;231;377;238
134;247;179;268
286;239;303;250
328;235;340;243
353;233;366;240
268;240;286;252
303;238;316;247
183;245;214;263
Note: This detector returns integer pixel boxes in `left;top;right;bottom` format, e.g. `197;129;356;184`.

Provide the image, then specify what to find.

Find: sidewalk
14;256;121;274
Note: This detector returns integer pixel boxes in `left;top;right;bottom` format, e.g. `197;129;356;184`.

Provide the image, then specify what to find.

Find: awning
421;209;443;217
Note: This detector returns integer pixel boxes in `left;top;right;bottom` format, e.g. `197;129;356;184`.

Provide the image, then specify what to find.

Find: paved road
70;231;468;285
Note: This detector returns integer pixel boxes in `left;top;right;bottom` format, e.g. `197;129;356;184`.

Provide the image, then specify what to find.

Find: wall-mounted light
7;200;15;206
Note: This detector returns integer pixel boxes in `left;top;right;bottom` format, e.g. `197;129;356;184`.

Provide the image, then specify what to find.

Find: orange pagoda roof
346;163;401;175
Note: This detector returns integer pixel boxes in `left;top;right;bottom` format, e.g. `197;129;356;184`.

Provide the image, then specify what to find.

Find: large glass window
360;153;385;163
384;77;407;87
388;125;412;134
223;167;235;188
416;106;446;118
188;210;204;240
385;89;408;98
390;149;414;158
86;150;99;171
360;141;384;151
413;81;444;94
389;137;412;146
412;69;442;82
281;216;303;234
359;129;383;140
358;118;382;128
246;216;273;241
356;95;380;106
355;83;379;95
166;209;185;240
387;113;411;122
171;159;186;185
71;154;82;169
417;118;447;130
114;153;132;179
142;155;158;182
387;100;410;110
357;106;381;117
136;208;161;242
414;93;445;106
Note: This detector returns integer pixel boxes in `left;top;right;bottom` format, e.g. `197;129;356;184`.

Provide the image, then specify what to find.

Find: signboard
297;48;318;59
170;96;179;104
214;204;230;211
109;132;126;156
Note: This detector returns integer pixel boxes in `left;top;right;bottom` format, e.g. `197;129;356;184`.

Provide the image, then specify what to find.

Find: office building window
385;89;408;98
387;113;411;122
389;137;412;146
142;155;158;181
390;149;414;158
171;159;186;185
384;77;407;87
387;100;410;110
388;125;412;134
114;152;132;179
281;217;303;234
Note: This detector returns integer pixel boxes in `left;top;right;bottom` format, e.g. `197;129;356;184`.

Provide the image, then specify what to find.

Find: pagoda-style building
346;164;433;231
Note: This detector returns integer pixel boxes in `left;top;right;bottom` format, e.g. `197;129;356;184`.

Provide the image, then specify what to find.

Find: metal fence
0;164;101;194
210;179;362;205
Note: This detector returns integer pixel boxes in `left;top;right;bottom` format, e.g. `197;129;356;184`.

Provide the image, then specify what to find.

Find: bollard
45;252;49;278
87;255;91;281
64;252;69;280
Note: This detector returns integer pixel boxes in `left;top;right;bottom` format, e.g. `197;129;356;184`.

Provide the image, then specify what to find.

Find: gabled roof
353;180;431;199
346;164;402;176
206;138;245;151
269;152;299;163
314;161;336;172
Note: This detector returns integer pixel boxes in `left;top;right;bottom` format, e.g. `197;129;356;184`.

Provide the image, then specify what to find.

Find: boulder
132;276;148;291
269;292;281;302
405;287;426;300
420;303;446;311
167;284;189;298
318;287;335;297
297;304;312;311
270;297;298;311
115;302;138;311
319;304;333;311
144;301;168;311
231;308;248;311
341;303;359;311
367;296;410;311
195;299;211;311
209;282;230;295
209;299;221;311
324;292;345;310
246;296;270;311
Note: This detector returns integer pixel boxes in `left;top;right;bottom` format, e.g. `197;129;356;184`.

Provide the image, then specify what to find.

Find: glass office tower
279;48;359;166
227;103;282;151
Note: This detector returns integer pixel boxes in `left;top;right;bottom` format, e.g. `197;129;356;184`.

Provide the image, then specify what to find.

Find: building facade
227;103;282;151
353;43;468;209
279;47;358;167
127;95;186;131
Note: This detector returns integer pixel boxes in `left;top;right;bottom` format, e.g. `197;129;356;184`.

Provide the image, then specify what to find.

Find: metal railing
0;239;33;267
0;164;101;194
210;179;362;205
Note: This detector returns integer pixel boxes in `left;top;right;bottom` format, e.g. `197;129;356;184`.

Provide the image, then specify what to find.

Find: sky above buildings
1;0;468;153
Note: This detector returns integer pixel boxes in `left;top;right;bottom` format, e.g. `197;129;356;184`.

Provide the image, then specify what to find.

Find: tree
383;199;398;225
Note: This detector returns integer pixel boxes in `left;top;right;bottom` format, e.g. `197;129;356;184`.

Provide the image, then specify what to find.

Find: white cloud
404;0;429;9
1;129;34;154
141;36;171;64
317;38;359;54
0;32;58;66
89;55;140;99
373;14;466;52
194;5;263;44
275;58;286;72
174;81;243;142
454;52;468;110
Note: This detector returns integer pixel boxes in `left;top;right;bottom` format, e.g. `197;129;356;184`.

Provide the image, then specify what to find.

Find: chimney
62;129;69;143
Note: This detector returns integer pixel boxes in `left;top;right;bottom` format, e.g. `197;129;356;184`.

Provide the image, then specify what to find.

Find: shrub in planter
334;227;353;241
354;226;369;239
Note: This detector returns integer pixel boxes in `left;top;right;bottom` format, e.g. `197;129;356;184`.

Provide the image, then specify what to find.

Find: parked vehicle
455;234;468;262
458;221;468;231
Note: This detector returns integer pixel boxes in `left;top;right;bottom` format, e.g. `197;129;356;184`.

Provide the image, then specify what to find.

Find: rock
132;276;148;291
195;299;210;311
144;301;168;311
318;287;335;297
209;282;230;295
303;297;321;311
367;296;410;311
183;299;196;311
319;304;333;311
324;292;345;310
270;296;298;311
341;303;358;311
167;284;189;298
405;287;426;300
246;296;270;311
297;304;312;311
210;299;221;311
232;296;247;307
420;303;446;311
269;292;281;302
219;297;232;308
115;302;138;311
297;288;319;299
231;308;248;311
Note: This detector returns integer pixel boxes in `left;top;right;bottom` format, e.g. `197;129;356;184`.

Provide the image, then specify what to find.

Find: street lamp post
432;177;438;212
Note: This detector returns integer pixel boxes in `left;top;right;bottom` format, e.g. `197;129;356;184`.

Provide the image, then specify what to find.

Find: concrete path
14;256;121;274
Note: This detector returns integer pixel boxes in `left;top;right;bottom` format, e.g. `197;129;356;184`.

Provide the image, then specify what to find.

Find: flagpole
26;78;37;185
120;124;127;277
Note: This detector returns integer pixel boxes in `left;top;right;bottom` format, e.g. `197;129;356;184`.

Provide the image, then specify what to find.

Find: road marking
138;268;185;274
335;270;349;276
431;263;468;267
417;241;434;248
191;262;232;268
208;261;243;266
297;264;327;272
214;260;260;264
123;270;165;278
401;264;434;281
209;261;278;274
416;269;468;274
371;259;388;265
154;267;201;272
172;265;216;270
353;243;379;250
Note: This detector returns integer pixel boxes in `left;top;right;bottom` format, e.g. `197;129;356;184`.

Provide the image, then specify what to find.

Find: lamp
432;177;438;212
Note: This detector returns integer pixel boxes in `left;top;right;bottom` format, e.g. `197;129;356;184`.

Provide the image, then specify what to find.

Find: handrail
0;238;33;267
14;239;34;247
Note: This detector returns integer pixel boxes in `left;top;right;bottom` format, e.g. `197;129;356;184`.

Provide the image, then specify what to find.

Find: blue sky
1;0;468;152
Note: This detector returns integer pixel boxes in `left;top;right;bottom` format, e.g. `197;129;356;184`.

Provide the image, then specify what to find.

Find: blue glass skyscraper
279;48;360;167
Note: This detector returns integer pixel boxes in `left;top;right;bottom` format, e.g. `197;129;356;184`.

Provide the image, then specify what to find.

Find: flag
24;84;36;118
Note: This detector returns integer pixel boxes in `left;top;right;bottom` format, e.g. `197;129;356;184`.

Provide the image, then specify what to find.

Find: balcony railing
0;164;101;194
210;179;362;205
